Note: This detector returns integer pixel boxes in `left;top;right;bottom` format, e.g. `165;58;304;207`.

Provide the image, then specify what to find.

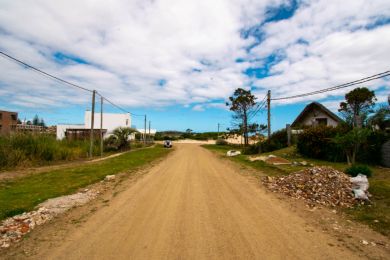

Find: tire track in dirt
35;144;361;259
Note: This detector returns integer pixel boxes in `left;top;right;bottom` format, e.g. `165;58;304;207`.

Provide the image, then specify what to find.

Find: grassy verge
203;144;390;237
0;145;171;220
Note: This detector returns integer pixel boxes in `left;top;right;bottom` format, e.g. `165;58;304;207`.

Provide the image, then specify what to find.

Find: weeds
0;133;102;170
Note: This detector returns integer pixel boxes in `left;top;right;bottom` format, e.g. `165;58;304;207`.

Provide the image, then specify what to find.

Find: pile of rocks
1;189;99;249
262;167;356;208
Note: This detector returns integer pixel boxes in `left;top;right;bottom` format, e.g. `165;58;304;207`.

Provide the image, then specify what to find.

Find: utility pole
148;121;151;143
89;90;96;158
217;123;220;139
267;90;271;143
100;96;103;157
144;115;147;145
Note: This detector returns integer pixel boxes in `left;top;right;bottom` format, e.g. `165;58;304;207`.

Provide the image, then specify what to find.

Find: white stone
105;175;116;181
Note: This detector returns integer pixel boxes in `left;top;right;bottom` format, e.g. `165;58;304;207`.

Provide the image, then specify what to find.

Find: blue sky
0;0;389;132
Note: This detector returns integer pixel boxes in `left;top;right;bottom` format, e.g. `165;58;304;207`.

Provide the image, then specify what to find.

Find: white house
56;124;84;140
56;111;132;140
84;111;131;135
291;102;343;128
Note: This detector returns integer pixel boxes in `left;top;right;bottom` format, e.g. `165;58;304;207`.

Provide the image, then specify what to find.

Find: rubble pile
263;167;356;208
0;189;99;249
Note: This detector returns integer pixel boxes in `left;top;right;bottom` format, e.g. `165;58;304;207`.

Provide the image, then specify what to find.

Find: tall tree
32;115;40;126
368;105;390;130
333;128;370;165
226;88;257;146
38;118;46;127
339;87;376;128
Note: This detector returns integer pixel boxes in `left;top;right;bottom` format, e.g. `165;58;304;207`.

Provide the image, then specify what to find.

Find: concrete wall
299;107;339;127
56;124;84;140
84;111;131;135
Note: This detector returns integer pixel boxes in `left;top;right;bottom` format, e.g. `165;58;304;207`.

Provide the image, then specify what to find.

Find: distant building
291;102;342;128
16;124;44;132
57;111;132;140
57;124;85;140
84;110;131;134
0;110;18;135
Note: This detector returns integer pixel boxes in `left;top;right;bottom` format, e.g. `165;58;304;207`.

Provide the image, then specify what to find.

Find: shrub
345;165;372;177
242;145;259;155
256;129;289;153
0;133;101;170
216;139;228;145
297;126;346;161
356;131;388;165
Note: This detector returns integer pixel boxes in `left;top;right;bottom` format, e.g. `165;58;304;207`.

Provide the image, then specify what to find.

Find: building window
126;119;129;126
0;113;2;120
11;114;17;121
316;118;328;126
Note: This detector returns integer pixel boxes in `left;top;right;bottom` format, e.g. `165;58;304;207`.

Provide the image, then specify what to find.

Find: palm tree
112;127;138;150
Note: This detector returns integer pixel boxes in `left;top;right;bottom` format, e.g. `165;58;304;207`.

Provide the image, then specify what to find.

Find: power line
248;94;268;120
271;70;390;100
98;94;144;117
0;51;93;93
0;50;145;117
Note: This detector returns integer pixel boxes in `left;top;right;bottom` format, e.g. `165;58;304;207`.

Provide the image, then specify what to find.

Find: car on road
163;140;172;148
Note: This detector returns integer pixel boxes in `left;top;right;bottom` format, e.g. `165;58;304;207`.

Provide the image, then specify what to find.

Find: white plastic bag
227;150;241;157
350;174;369;200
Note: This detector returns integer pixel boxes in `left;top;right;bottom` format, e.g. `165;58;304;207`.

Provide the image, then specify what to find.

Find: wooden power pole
100;96;103;157
89;90;96;157
267;90;271;142
144;115;147;145
148;121;151;143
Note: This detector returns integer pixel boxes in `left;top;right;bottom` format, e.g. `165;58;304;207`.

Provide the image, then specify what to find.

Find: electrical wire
0;51;145;117
0;51;94;93
271;70;390;100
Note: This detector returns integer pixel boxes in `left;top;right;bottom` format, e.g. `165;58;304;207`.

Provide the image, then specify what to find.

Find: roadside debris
249;155;290;165
292;161;314;167
0;189;99;249
227;150;241;157
350;174;370;200
262;167;356;208
265;156;291;165
104;175;116;181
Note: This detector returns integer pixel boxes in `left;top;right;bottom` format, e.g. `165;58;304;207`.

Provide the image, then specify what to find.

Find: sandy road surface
41;144;359;259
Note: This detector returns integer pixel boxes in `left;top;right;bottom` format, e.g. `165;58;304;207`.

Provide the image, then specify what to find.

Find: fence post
286;124;291;146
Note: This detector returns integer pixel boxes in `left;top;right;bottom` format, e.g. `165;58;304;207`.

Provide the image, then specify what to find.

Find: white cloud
0;0;389;113
251;0;390;104
0;0;286;110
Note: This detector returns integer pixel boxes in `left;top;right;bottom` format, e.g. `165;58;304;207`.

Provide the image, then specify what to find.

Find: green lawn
0;145;171;220
203;144;390;237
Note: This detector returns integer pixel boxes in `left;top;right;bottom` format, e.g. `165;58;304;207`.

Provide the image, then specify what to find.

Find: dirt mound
263;167;356;208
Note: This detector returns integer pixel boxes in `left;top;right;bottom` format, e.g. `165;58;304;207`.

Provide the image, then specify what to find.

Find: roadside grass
203;144;286;177
203;144;390;237
0;145;171;220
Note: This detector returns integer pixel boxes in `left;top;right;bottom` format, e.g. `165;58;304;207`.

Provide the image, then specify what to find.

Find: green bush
256;129;289;153
242;145;259;155
297;126;347;161
357;131;388;165
216;139;228;145
345;165;372;177
297;125;389;164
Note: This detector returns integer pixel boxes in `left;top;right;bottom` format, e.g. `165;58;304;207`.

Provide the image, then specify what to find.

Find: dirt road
40;144;359;259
